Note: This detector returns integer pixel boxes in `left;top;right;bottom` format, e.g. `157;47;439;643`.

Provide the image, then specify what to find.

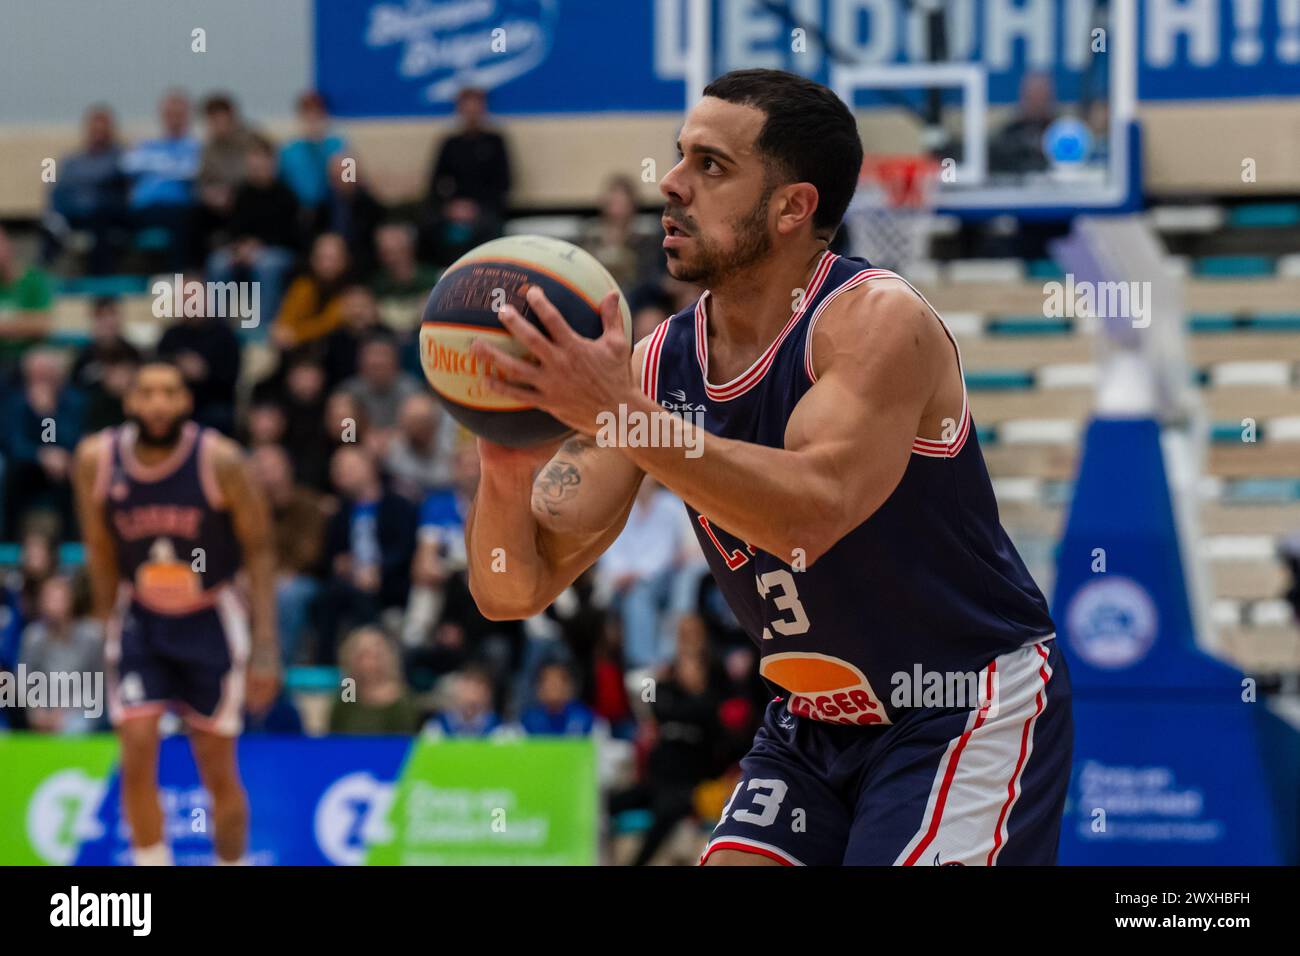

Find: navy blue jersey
641;252;1054;725
96;421;242;615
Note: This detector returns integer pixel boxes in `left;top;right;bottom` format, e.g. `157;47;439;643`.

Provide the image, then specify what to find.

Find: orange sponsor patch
760;652;889;726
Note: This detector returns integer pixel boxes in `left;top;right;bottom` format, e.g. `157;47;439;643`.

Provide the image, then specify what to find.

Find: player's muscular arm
465;341;648;621
212;439;280;695
623;284;945;566
72;433;118;624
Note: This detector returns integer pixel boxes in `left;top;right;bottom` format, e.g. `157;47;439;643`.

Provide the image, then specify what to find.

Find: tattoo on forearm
532;458;582;516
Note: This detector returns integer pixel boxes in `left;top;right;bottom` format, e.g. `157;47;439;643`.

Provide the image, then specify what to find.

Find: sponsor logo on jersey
760;652;888;725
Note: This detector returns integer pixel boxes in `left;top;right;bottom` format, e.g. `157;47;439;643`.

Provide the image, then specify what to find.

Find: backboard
676;0;1141;220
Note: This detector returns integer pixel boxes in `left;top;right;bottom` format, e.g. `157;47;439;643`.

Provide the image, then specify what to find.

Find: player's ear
775;181;819;237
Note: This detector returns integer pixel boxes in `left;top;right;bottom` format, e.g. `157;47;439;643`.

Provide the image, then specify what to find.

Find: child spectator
520;660;596;736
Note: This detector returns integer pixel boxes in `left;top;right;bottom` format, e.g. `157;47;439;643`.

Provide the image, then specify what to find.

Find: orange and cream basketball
418;234;631;447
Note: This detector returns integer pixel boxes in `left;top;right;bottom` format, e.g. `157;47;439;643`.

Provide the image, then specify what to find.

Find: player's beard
129;413;186;449
666;182;774;286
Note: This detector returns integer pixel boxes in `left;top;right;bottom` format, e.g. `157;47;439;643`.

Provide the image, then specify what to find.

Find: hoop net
843;155;940;276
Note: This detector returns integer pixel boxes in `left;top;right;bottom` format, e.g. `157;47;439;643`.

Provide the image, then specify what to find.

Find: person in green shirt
0;225;55;373
328;625;421;734
371;223;441;296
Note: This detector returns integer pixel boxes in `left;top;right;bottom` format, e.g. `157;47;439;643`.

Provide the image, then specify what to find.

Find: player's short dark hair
703;69;864;238
202;92;236;116
135;353;188;385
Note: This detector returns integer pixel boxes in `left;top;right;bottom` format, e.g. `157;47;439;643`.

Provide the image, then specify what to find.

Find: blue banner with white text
314;0;1300;117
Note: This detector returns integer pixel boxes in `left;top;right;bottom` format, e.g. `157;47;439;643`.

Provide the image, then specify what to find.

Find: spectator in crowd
520;660;596;736
580;175;662;291
250;443;328;665
321;284;384;390
328;626;420;734
206;134;301;328
18;575;103;734
279;91;348;222
989;72;1059;174
597;478;687;670
268;351;332;490
322;388;384;473
272;232;353;348
403;441;475;647
629;285;676;344
0;224;56;381
73;297;141;432
608;647;720;865
0;528;60;679
44;104;129;274
1;350;83;538
315;445;417;662
155;276;241;434
424;666;504;738
241;688;305;735
385;393;454;503
371;222;440;304
532;567;607;711
315;154;384;279
194;93;257;255
340;332;422;444
244;400;288;450
121;89;201;271
1085;98;1111;165
423;87;510;265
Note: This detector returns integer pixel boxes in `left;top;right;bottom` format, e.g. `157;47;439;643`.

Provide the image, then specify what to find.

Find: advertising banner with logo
314;0;1300;118
72;735;411;866
0;734;598;865
0;734;117;865
367;737;598;865
1054;418;1297;864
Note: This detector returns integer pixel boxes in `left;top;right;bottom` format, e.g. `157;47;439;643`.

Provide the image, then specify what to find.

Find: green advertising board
367;737;598;866
0;734;119;865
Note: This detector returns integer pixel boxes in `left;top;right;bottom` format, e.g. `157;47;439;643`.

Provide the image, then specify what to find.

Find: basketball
418;234;632;447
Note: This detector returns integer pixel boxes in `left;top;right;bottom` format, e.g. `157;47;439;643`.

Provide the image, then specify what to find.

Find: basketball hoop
844;154;940;275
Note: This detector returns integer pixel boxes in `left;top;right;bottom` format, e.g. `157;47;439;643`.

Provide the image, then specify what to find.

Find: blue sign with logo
75;736;410;866
314;0;1300;118
1053;417;1297;864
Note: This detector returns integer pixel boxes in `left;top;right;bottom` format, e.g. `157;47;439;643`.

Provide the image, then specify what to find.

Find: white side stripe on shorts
894;640;1053;866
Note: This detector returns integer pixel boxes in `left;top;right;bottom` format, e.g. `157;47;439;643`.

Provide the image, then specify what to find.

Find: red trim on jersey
697;514;752;570
695;251;837;402
901;659;998;866
802;268;897;383
121;421;198;483
986;644;1051;865
699;838;798;867
641;317;672;401
798;267;975;460
911;401;972;458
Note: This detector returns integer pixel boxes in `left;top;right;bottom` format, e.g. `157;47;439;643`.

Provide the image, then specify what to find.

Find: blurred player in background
467;68;1072;865
72;358;280;865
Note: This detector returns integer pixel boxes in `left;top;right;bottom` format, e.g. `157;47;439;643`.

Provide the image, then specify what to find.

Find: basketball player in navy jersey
467;69;1072;865
72;359;280;865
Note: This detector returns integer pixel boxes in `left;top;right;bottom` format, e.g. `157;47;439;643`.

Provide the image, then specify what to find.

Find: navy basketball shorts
701;639;1073;866
105;591;250;737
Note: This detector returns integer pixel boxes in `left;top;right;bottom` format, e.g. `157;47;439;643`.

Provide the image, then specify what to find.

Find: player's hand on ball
471;285;633;437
